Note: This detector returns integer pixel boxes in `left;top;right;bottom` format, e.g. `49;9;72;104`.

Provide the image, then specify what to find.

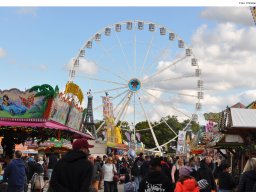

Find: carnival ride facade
67;20;203;153
0;84;93;157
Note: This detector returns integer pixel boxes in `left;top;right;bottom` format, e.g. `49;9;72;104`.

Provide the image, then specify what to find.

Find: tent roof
231;108;256;128
0;118;94;140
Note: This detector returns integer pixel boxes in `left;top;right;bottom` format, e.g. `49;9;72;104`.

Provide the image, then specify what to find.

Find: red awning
0;119;94;140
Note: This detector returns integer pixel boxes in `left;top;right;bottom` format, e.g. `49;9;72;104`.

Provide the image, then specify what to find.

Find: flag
251;7;256;25
136;132;141;141
125;131;131;141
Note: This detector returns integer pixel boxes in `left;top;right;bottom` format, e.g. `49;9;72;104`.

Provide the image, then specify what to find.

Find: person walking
102;157;116;192
89;156;102;192
30;156;46;192
171;158;184;184
3;150;26;192
138;157;172;192
131;153;144;192
237;157;256;192
218;163;236;192
49;138;94;192
174;165;200;192
47;152;58;180
196;157;216;192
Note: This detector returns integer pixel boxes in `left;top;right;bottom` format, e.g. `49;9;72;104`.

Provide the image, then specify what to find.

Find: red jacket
175;177;200;192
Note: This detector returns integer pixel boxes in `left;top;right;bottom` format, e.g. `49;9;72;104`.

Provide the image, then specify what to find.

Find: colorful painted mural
49;93;70;125
0;89;46;118
66;105;84;130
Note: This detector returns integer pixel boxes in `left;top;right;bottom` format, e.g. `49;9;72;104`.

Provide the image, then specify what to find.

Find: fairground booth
0;83;93;158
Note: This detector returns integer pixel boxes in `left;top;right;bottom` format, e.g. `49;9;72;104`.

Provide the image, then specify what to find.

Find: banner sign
176;130;186;156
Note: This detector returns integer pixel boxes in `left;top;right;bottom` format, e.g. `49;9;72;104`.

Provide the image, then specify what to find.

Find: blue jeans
134;176;142;192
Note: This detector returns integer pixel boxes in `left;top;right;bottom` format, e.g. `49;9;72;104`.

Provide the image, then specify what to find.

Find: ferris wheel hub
128;78;141;92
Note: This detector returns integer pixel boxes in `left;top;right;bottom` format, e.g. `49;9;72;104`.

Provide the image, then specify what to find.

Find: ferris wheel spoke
142;39;173;77
96;120;106;133
134;21;137;77
114;30;133;75
118;91;133;129
94;89;129;111
143;74;195;85
97;42;129;80
114;92;133;125
77;75;126;86
136;92;161;152
141;88;191;118
91;86;127;95
149;136;178;151
138;92;178;136
142;56;187;84
143;87;197;98
138;30;157;78
95;61;128;83
136;119;165;132
149;118;193;151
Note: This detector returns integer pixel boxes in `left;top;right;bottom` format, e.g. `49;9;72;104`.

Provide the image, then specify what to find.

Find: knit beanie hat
179;166;192;177
198;179;209;190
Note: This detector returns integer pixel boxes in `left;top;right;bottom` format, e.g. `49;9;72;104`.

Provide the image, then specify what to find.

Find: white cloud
201;7;254;26
238;90;256;105
0;48;7;58
189;21;256;114
66;58;98;75
17;8;38;16
39;64;48;71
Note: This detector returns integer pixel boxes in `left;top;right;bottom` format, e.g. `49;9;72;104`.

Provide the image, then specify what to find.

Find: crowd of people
1;138;256;192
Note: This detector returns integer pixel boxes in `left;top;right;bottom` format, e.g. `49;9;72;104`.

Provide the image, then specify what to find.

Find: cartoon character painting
19;95;35;109
0;94;27;115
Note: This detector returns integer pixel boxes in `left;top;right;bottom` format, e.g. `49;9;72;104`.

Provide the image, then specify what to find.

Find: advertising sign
176;130;186;156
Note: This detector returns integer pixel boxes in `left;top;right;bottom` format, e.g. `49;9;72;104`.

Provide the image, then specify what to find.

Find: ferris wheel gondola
68;20;203;153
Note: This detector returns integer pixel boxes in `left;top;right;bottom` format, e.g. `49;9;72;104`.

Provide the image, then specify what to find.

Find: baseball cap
72;138;94;150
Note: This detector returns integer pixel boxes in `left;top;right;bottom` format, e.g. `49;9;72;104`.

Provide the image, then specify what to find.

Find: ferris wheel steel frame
68;20;203;153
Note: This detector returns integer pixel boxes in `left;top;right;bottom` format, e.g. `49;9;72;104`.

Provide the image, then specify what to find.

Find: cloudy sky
0;6;255;126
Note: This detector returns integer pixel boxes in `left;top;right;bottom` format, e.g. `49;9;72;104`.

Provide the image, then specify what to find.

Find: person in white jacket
102;157;117;192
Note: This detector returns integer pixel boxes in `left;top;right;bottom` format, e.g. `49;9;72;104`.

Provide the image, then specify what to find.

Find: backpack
32;173;44;190
124;181;136;192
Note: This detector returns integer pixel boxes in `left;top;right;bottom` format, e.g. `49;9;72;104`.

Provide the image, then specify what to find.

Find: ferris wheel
68;20;203;152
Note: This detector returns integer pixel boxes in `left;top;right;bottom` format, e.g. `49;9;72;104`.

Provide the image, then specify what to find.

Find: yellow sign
64;82;84;104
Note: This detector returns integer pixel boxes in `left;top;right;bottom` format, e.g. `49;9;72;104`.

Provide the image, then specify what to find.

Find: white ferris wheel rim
68;20;203;152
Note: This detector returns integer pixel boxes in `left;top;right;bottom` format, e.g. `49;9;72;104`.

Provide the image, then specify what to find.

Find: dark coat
218;171;236;190
196;160;216;192
237;170;256;192
3;158;26;191
138;170;173;192
48;154;58;169
50;150;93;192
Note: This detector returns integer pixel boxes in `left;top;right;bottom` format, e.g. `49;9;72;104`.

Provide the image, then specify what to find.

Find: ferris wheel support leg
136;93;162;153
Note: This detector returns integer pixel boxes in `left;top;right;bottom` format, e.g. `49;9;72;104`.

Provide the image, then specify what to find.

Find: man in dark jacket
50;138;94;192
139;157;172;192
47;153;58;179
3;150;26;192
196;158;217;192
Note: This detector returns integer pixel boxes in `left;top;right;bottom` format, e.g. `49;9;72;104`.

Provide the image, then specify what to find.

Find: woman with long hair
237;158;256;192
